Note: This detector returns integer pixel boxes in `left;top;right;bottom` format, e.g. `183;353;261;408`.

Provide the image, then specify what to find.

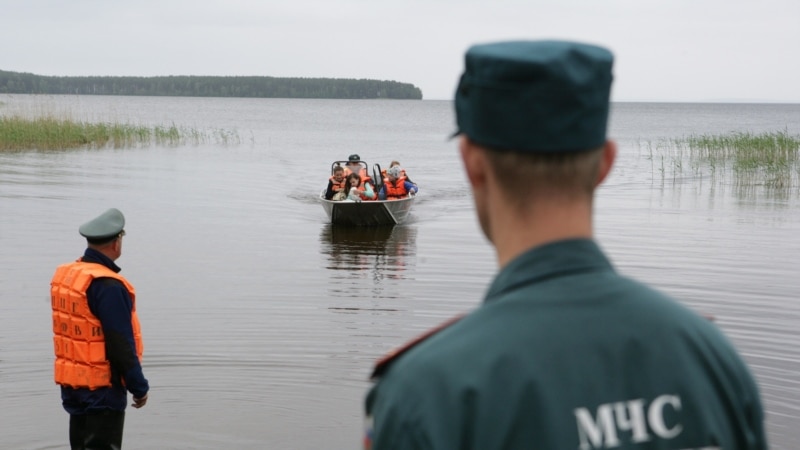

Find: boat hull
319;191;415;226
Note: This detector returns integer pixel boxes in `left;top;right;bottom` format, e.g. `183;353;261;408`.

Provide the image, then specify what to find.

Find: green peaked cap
453;40;614;152
79;208;125;240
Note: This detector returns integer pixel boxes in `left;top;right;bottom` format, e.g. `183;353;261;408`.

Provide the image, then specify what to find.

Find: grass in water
645;130;800;191
0;114;240;151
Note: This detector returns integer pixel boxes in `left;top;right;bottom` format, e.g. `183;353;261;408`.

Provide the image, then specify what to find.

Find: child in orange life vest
381;160;414;186
335;173;374;202
325;166;346;200
379;165;418;200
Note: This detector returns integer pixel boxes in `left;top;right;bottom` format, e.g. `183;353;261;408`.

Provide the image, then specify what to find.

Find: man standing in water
51;208;149;449
364;40;767;449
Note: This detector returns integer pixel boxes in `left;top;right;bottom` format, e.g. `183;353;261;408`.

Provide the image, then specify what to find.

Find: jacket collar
81;247;122;273
485;238;614;303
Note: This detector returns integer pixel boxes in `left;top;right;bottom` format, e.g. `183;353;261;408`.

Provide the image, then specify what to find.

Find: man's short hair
484;146;603;209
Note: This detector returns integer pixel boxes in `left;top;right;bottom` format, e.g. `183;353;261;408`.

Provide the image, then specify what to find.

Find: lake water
1;94;799;449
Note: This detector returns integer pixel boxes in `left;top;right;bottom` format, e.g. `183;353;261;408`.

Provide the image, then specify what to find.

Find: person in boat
325;165;346;200
378;165;418;200
364;40;767;449
343;154;374;188
334;172;374;202
51;208;150;450
342;154;376;201
381;160;414;186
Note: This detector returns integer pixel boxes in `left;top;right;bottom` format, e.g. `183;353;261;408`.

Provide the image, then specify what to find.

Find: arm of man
404;181;418;195
88;278;150;402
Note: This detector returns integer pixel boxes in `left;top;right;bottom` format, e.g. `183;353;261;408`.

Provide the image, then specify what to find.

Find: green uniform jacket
365;239;767;450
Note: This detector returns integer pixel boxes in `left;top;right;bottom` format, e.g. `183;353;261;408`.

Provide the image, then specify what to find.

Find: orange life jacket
329;175;346;193
383;178;410;199
51;260;143;389
344;166;372;186
381;168;408;184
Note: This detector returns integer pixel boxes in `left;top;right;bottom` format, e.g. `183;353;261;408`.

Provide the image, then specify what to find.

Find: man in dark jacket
51;208;149;449
364;41;768;449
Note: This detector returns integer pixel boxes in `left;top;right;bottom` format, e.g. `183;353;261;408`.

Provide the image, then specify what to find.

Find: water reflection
319;224;418;306
320;224;417;275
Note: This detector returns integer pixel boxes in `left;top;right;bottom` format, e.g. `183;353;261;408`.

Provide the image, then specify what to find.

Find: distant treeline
0;70;423;100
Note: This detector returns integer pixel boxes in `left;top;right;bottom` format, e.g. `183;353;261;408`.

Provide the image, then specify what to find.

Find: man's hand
132;393;148;409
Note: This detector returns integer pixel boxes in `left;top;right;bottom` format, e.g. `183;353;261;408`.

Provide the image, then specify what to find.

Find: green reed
0;114;240;151
645;130;800;190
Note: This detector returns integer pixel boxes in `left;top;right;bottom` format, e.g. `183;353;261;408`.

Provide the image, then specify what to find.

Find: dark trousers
69;410;125;450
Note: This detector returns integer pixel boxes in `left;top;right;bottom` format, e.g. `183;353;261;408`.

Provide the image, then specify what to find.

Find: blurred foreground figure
364;40;768;450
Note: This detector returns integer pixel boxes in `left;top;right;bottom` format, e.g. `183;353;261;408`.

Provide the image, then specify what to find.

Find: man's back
365;39;767;450
366;240;766;449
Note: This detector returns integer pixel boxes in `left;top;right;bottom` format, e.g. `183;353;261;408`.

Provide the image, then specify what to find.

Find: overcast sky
2;0;799;102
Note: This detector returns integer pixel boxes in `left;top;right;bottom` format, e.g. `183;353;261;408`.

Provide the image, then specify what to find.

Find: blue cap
79;208;125;242
453;40;614;152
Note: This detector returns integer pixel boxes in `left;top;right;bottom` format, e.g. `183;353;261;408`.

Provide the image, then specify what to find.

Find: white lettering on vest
574;394;682;449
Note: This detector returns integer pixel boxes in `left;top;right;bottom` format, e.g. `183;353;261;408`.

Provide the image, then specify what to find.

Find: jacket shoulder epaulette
370;314;465;380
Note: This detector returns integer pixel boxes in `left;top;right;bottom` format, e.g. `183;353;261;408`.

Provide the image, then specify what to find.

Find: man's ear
595;140;617;187
459;136;487;189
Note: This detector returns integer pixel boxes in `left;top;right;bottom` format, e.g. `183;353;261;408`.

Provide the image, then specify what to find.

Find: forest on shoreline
0;69;423;100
